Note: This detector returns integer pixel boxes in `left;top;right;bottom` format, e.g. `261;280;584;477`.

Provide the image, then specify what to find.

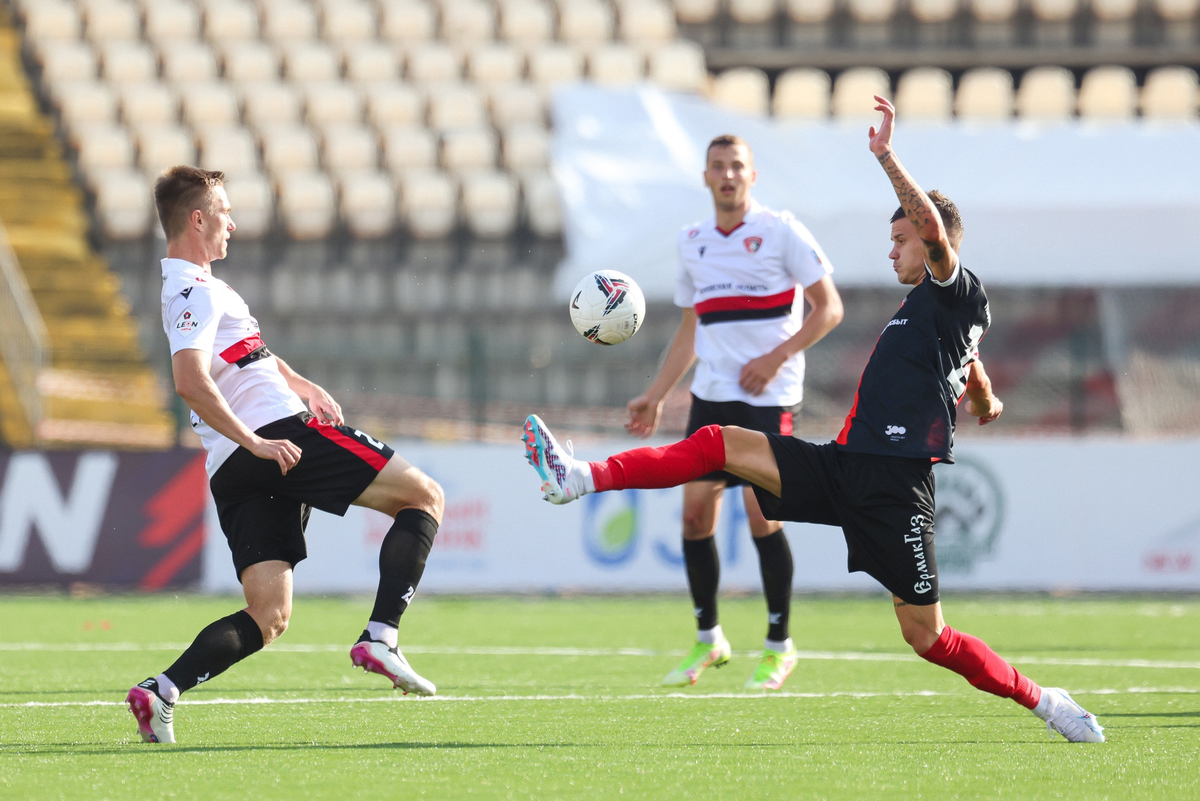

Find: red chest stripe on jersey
219;334;269;368
305;417;389;472
695;288;795;315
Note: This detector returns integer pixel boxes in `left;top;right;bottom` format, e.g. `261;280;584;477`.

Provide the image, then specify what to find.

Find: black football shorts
751;436;940;606
685;394;801;487
209;412;394;579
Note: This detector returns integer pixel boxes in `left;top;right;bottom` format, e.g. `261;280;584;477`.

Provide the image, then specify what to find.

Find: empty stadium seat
1030;0;1078;46
22;2;82;42
55;81;118;126
379;0;437;42
1091;0;1138;46
729;0;779;23
467;44;524;85
772;68;830;119
521;169;562;237
442;128;498;174
366;84;427;128
382;125;440;171
276;170;337;239
969;0;1018;46
221;41;280;83
197;126;259;174
99;42;158;84
488;82;545;127
345;43;402;83
120;83;179;125
786;0;836;22
261;0;319;42
38;42;97;83
406;43;463;84
305;82;364;125
847;0;897;46
339;172;396;238
588;45;645;86
461;171;519;237
427;83;487;130
712;68;770;116
1142;66;1199;121
528;44;584;89
281;42;341;82
674;0;721;24
92;168;153;238
559;0;615;45
970;0;1019;22
1030;0;1079;22
502;123;549;170
240;82;302;129
82;0;141;43
498;0;555;44
160;41;220;84
1078;66;1138;120
75;124;136;173
955;67;1015;120
895;68;953;121
831;67;890;119
318;0;377;42
260;124;320;174
911;0;958;22
320;123;380;174
202;0;260;41
223;172;274;237
617;0;678;43
145;1;201;43
134;123;196;174
647;40;707;93
397;169;458;238
1016;66;1077;120
180;82;241;128
441;0;496;42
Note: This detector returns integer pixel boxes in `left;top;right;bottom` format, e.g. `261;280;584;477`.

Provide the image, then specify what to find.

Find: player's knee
899;621;940;655
681;511;716;539
397;470;443;524
250;600;290;645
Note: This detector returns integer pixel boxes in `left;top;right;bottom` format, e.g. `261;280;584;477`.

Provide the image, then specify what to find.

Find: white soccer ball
569;270;646;346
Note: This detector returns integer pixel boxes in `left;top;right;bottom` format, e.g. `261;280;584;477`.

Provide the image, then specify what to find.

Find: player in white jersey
626;135;844;690
125;166;443;744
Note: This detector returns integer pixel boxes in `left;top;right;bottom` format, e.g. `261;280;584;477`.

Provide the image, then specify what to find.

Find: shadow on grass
1103;711;1200;719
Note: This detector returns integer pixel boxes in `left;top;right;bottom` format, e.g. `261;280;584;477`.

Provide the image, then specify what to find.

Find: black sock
369;508;438;628
162;610;264;694
753;529;793;642
682;536;720;631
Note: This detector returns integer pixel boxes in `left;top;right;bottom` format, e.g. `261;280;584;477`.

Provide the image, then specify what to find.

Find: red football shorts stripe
219;334;266;364
779;411;793;437
693;288;796;316
305;417;388;471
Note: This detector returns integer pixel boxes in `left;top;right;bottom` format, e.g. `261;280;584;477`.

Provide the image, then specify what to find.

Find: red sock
920;626;1042;710
590;425;726;492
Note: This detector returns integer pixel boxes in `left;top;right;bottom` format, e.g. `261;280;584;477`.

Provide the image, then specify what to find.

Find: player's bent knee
899;622;941;655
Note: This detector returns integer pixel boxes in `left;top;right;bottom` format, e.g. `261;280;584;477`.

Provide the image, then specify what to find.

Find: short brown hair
891;190;963;252
154;166;225;239
706;134;753;164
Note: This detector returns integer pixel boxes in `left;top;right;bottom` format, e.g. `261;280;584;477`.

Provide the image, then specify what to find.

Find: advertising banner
200;438;1200;595
0;449;208;589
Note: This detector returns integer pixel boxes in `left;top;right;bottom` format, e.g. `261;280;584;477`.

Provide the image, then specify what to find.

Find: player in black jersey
524;97;1105;742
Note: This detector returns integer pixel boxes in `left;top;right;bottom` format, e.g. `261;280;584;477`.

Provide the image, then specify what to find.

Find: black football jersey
835;263;990;463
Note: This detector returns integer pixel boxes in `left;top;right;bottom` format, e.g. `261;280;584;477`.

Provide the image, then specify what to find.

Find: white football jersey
674;201;833;407
161;257;306;475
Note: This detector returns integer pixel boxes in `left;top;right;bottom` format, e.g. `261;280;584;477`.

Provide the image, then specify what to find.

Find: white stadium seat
92;168;153;239
197;125;260;175
1016;66;1077;120
54;81;118;126
202;0;261;41
320;124;380;174
338;172;396;238
647;40;707;93
673;0;721;24
712;68;770;116
305;82;364;125
467;44;525;86
180;82;241;128
498;0;555;44
281;42;341;83
381;125;440;171
1141;66;1199;121
772;68;831;119
911;0;958;23
1078;66;1138;120
895;68;953;121
240;82;303;129
729;0;779;24
397;169;458;238
99;42;158;84
1030;0;1078;21
488;82;545;127
75;124;136;172
38;42;98;83
405;43;463;84
379;0;437;43
440;0;496;43
221;41;280;83
501;123;549;171
831;67;890;119
617;0;678;44
427;83;487;131
588;44;645;86
134;123;196;174
22;2;82;42
276;170;337;239
120;83;179;126
521;169;562;237
223;172;274;237
441;128;498;174
260;0;319;42
160;41;220;84
318;0;377;43
344;44;402;84
144;1;201;43
461;171;519;237
528;44;584;89
786;0;837;22
365;84;427;128
847;0;896;22
82;0;141;43
970;0;1019;21
955;67;1015;120
260;124;320;174
558;0;615;45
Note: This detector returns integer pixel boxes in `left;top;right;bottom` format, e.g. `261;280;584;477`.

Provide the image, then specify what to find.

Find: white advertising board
202;438;1200;595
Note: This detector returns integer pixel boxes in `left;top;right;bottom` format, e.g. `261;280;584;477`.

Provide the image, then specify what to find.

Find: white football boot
522;414;592;505
126;680;176;744
350;632;436;696
1035;687;1106;743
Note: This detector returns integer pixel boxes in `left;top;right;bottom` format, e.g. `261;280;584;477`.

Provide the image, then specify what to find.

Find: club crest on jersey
744;236;762;253
173;307;201;338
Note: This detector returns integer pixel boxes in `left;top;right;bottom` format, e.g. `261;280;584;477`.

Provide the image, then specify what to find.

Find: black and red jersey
836;262;990;463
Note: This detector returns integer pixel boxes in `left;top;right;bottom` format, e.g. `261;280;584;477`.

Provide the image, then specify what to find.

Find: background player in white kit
626;135;843;690
125;167;445;744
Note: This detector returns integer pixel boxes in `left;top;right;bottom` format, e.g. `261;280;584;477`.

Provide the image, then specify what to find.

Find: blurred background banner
193;438;1200;595
552;84;1200;300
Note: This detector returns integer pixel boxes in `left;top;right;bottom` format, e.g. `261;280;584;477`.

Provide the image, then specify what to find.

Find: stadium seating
712;68;770;116
772;68;830;119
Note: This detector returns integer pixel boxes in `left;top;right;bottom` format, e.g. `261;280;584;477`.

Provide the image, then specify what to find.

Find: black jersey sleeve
923;259;973;304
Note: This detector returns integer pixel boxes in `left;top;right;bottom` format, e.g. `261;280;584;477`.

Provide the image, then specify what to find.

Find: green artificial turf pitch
2;594;1199;799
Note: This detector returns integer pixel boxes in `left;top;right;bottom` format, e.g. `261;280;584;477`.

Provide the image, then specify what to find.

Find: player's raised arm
868;96;957;283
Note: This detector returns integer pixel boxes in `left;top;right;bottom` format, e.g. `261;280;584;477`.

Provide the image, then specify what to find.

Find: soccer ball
569;270;646;346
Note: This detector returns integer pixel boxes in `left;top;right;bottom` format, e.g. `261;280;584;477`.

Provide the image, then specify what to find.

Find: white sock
367;621;399;649
764;637;793;653
580;461;596;494
696;625;724;645
155;673;180;704
1032;687;1056;720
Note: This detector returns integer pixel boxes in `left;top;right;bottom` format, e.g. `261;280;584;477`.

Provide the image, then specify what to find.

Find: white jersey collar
161;257;211;278
711;199;764;235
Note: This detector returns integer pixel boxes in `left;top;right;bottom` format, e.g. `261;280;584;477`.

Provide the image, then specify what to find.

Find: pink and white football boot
126;679;176;744
350;632;436;696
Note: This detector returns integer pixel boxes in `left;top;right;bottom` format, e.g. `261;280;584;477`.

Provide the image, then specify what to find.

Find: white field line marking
5;687;1200;710
3;642;1200;671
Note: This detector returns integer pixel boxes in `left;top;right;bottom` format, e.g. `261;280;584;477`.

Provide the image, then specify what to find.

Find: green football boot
743;647;799;690
661;638;732;687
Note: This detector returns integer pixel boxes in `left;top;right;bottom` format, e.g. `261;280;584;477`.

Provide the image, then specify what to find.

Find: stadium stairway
0;16;172;448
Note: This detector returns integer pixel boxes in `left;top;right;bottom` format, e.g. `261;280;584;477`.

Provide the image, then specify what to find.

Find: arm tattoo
877;150;947;262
